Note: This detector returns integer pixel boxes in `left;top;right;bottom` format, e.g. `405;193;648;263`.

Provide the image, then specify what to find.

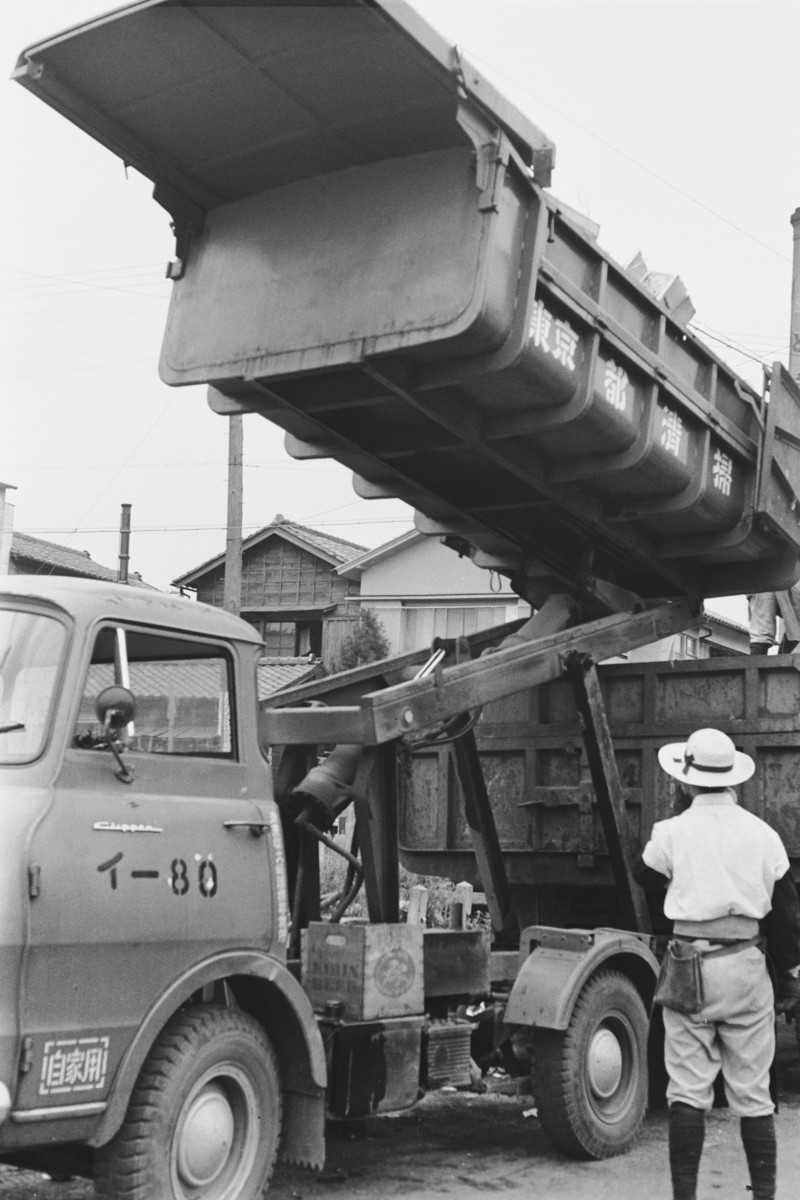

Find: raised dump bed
15;0;800;602
398;652;800;930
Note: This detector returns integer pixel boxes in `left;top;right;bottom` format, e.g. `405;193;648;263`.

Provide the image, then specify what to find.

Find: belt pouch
654;941;704;1014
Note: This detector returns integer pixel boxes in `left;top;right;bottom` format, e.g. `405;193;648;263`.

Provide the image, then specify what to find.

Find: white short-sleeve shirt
641;791;789;922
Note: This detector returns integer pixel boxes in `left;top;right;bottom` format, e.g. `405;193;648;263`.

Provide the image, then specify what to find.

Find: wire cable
464;49;792;266
21;518;415;535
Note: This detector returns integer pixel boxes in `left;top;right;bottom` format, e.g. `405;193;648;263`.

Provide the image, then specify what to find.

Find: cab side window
75;627;234;758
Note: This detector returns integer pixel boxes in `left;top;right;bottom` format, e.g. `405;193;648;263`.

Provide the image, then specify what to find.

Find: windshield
0;608;67;764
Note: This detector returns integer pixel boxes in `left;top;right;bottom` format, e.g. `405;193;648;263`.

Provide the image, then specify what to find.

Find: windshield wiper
0;721;25;734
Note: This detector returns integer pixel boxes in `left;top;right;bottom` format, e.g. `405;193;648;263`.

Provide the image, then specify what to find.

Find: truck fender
504;927;659;1031
89;950;326;1168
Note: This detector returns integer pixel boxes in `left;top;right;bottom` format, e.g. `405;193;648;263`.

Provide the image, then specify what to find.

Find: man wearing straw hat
635;727;800;1200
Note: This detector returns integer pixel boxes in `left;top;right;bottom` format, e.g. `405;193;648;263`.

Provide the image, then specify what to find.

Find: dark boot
668;1103;705;1200
740;1115;777;1200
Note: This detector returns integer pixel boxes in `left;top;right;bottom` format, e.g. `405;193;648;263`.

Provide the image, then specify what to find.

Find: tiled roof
81;656;324;721
287;523;367;562
84;659;226;700
703;607;747;636
336;529;420;577
173;514;367;587
85;654;323;704
10;532;151;587
257;657;326;698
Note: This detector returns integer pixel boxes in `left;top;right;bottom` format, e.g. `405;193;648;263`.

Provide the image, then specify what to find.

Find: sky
2;0;798;621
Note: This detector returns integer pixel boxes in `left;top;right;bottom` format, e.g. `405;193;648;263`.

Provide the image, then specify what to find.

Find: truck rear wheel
531;969;648;1159
95;1004;282;1200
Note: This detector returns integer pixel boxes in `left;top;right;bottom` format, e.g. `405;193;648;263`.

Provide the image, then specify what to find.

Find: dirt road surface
2;1023;798;1200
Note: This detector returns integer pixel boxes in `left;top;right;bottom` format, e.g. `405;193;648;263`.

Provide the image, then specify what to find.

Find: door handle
222;820;270;838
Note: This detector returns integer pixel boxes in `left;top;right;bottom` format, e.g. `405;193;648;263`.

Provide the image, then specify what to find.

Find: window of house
261;619;322;658
262;621;297;657
74;626;234;757
678;632;709;660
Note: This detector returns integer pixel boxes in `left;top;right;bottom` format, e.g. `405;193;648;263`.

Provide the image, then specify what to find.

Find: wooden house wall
194;564;226;607
323;611;361;669
194;539;359;609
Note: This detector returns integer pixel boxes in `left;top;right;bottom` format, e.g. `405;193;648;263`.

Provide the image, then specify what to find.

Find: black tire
95;1004;282;1200
531;969;649;1160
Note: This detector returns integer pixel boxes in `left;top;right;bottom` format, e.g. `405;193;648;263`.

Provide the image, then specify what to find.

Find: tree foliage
338;606;391;670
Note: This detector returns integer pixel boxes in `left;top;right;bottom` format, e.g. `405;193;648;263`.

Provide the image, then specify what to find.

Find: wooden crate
302;922;424;1020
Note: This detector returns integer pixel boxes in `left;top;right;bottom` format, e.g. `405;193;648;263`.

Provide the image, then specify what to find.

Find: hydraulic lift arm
262;600;695;747
266;599;694;936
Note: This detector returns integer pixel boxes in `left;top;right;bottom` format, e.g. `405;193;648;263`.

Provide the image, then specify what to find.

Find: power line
22;518;413;535
73;395;180;528
4;304;168;330
689;321;787;367
5;261;165;279
466;51;792;265
3;357;157;382
12;294;166;316
4;264;169;300
6;324;165;353
5;335;163;368
6;277;166;297
9;460;346;474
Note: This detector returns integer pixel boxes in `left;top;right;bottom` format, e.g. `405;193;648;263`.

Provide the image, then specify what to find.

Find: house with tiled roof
9;531;150;587
172;514;366;671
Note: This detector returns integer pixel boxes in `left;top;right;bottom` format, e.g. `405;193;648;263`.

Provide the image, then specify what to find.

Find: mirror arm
104;715;135;784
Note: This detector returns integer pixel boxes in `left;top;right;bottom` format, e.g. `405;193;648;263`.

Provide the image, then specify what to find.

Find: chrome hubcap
587;1027;623;1098
176;1082;234;1188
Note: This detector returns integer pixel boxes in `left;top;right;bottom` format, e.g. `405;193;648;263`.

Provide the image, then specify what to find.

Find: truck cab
0;576;325;1196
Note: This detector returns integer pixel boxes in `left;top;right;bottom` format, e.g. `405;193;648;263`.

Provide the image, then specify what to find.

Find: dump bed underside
15;0;800;605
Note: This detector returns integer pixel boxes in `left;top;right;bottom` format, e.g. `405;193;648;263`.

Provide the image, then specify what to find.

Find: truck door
16;623;277;1119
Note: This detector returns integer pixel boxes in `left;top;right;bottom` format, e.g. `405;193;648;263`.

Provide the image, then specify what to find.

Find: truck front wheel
531;969;648;1159
96;1004;282;1199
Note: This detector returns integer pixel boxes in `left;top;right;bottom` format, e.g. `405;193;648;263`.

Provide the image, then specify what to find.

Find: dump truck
4;1;800;1197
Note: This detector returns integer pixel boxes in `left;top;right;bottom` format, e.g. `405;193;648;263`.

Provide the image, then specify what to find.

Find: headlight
0;1081;11;1125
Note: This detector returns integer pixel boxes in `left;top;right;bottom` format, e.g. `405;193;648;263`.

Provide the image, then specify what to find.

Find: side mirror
95;685;136;730
95;687;136;784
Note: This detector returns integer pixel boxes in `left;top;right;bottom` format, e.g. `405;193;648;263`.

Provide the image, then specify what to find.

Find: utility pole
118;503;131;584
790;207;800;388
223;414;243;614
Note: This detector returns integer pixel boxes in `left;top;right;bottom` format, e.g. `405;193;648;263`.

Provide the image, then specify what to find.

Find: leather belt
673;916;760;939
673;934;765;958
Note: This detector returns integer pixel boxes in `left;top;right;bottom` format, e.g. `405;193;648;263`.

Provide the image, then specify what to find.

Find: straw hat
657;727;754;787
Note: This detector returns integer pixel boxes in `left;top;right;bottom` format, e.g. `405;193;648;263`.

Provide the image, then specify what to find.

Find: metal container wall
398;654;800;928
197;141;800;601
14;0;800;600
201;165;800;602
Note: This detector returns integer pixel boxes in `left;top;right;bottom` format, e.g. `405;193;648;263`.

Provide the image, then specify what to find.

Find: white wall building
336;530;531;655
